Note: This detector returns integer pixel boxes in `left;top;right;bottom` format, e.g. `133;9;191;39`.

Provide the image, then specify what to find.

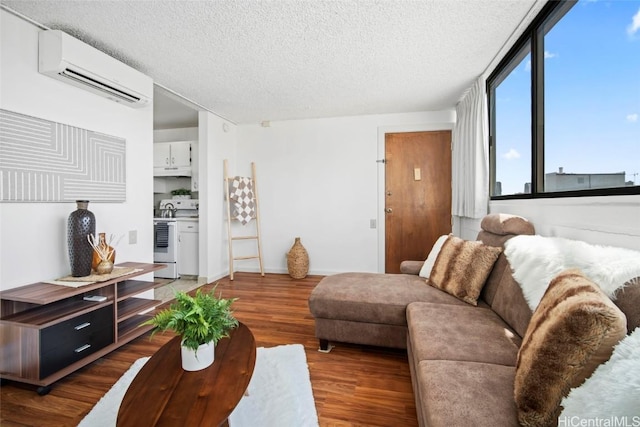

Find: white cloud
524;52;556;71
628;8;640;37
502;148;521;160
627;113;638;123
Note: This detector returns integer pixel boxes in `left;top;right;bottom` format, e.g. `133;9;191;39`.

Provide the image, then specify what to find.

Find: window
489;0;640;198
491;42;532;195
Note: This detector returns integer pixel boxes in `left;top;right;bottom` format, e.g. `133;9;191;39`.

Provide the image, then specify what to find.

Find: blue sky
495;0;639;195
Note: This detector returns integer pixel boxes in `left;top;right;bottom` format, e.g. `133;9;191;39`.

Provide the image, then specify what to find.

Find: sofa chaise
308;213;640;426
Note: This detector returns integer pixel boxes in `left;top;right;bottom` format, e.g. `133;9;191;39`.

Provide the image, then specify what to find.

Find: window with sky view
492;0;639;196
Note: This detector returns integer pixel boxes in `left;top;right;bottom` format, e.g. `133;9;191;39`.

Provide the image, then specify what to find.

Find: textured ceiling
153;86;199;130
2;0;541;125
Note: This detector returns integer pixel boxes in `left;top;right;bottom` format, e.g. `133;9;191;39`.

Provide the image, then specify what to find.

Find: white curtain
452;76;489;219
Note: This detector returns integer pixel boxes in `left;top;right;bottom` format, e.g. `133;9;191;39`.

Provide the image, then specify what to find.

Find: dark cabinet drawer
40;305;113;352
39;306;114;379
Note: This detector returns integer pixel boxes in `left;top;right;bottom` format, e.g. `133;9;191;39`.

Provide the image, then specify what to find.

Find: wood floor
0;273;418;427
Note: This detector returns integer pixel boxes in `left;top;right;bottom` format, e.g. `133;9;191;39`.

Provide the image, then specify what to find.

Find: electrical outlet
129;230;137;244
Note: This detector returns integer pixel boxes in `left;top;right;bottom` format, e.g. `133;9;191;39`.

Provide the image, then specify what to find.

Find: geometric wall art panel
0;109;126;202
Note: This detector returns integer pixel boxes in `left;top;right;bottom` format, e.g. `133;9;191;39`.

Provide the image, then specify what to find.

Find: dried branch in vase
87;233;122;261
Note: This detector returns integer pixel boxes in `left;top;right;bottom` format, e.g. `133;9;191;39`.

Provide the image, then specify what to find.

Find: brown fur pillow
514;269;627;427
427;235;502;306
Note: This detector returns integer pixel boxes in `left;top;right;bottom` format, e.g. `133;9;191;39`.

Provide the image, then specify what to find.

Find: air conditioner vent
59;68;142;104
39;30;151;108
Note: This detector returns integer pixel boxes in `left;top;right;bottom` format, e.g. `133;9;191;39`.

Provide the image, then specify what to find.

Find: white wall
236;110;638;276
153;127;198;142
236;111;455;275
0;10;155;290
490;196;640;251
198;111;237;281
454;196;640;251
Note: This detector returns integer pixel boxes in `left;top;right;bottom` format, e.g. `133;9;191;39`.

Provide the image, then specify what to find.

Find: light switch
129;230;137;244
414;168;421;181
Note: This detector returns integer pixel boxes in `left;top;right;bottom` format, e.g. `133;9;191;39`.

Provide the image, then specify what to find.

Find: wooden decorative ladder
223;159;265;280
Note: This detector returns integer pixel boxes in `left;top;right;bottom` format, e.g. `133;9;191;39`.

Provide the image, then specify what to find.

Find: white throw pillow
419;234;450;279
560;327;640;420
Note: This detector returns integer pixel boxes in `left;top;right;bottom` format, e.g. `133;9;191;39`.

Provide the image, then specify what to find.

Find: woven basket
287;237;309;279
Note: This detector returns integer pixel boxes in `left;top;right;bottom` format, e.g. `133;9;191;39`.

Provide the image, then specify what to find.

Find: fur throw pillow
514;269;627;427
427;235;502;306
560;326;640;420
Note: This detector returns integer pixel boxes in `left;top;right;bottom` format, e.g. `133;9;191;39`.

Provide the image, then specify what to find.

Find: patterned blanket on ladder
229;177;255;225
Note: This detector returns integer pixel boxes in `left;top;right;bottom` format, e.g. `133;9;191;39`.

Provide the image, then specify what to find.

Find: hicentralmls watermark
558;416;640;427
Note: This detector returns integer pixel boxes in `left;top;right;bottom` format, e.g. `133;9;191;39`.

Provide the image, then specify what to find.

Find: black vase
68;200;96;277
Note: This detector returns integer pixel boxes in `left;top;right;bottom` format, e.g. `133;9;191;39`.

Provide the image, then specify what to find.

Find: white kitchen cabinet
153;141;192;169
178;221;199;276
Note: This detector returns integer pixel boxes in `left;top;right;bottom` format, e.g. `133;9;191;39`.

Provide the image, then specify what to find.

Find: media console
0;262;165;394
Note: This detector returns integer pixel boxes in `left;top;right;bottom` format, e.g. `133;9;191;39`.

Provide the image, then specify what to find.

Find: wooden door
385;131;452;273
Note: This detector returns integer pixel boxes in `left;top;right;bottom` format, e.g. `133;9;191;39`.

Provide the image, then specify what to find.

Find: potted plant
171;188;191;199
143;287;238;371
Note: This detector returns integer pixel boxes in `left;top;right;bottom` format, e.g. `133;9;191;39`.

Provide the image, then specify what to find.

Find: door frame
376;123;454;273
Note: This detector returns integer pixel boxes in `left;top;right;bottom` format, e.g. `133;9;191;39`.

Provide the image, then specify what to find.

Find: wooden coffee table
117;322;256;427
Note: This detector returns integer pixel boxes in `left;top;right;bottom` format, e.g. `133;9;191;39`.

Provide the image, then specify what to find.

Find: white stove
158;198;199;218
154;199;198;278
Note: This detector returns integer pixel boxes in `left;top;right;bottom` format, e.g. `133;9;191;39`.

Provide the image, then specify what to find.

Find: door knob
385;208;393;213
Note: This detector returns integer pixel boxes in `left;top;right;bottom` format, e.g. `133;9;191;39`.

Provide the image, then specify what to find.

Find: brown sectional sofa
308;214;640;426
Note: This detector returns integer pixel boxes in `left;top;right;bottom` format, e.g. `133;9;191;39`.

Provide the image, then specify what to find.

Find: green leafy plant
143;287;238;351
171;188;191;196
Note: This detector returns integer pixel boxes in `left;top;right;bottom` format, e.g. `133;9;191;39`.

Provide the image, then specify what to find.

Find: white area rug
229;344;319;427
78;343;319;427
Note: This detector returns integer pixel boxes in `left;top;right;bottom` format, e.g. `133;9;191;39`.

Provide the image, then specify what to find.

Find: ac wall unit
38;30;151;108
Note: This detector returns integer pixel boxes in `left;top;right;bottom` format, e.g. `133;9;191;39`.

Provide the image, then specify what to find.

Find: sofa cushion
428;236;502;306
476;213;535;309
487;264;533;339
308;273;471;326
399;260;424;275
481;213;535;236
612;276;640;334
417;360;518;427
514;269;627;427
407;302;521;366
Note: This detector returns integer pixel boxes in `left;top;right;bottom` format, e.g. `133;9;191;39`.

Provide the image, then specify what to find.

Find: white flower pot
181;341;215;371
